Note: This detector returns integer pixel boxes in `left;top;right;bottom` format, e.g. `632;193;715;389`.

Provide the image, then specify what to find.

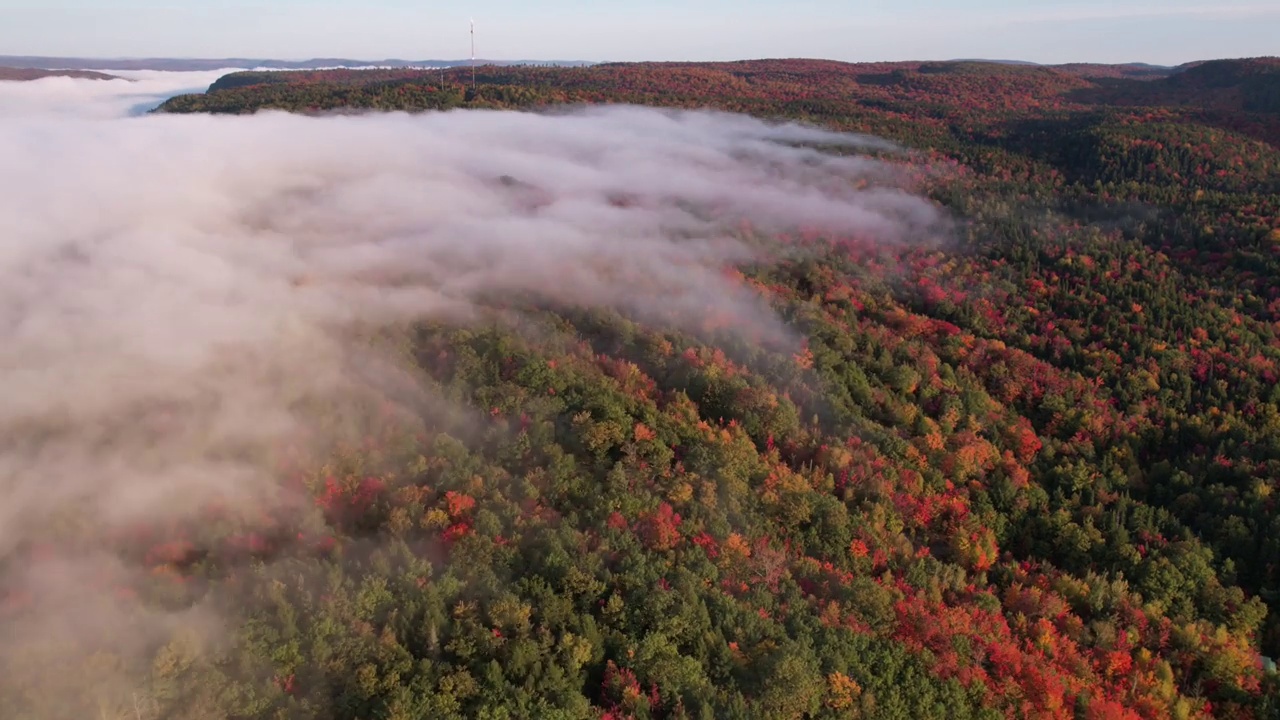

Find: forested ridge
7;57;1279;719
0;67;120;81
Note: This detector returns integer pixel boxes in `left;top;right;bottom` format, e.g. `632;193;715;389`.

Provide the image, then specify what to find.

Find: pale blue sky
0;1;1275;65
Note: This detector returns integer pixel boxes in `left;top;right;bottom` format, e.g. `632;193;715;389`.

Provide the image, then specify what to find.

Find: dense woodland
5;57;1279;719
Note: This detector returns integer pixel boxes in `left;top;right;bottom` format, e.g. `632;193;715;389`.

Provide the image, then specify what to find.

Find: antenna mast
470;18;476;88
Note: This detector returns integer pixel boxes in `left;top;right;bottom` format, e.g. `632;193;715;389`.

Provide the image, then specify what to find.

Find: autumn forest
5;56;1280;719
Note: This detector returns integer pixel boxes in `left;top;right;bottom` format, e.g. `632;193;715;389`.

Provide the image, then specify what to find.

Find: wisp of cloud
0;73;949;715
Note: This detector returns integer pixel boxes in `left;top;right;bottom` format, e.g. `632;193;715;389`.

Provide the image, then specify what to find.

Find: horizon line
5;54;1276;66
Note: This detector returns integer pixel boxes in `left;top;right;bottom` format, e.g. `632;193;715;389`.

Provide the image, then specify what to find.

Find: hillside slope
1069;57;1280;114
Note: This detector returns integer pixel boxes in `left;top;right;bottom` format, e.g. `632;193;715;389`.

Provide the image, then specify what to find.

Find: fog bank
0;72;949;713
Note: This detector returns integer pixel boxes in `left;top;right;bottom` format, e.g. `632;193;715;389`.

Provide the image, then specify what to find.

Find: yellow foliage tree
826;671;863;712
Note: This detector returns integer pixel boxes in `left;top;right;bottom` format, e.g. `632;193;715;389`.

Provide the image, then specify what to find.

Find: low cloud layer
0;68;234;118
0;73;949;711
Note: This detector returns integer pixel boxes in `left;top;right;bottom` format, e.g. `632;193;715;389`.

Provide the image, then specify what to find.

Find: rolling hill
158;57;1280;147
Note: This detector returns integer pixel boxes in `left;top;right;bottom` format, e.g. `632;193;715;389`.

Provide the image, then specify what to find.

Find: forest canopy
1;57;1279;719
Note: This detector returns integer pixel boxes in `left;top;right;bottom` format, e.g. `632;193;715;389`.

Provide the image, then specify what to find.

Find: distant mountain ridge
0;67;121;81
0;56;596;72
0;55;1262;75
